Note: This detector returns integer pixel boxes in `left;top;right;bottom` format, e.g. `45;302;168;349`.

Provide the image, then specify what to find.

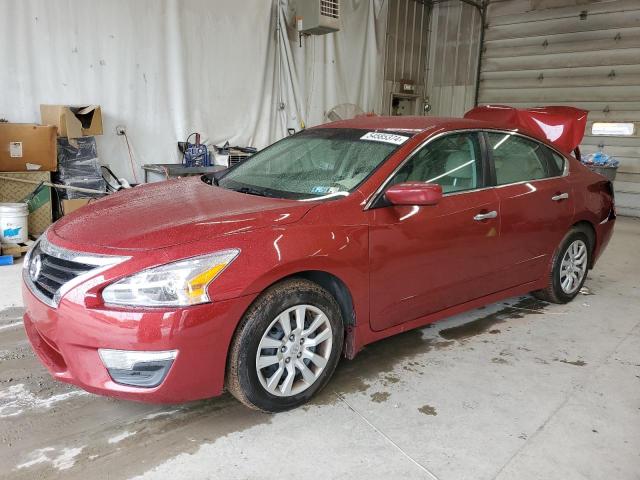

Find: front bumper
23;284;256;403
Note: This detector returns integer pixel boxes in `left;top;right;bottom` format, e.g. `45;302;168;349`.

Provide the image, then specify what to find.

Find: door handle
551;192;569;201
473;210;498;221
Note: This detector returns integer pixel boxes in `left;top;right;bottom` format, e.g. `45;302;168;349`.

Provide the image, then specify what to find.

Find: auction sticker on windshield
360;132;409;145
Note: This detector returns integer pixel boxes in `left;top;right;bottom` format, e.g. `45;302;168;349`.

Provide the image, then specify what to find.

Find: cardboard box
40;104;103;138
0;124;57;172
61;198;91;215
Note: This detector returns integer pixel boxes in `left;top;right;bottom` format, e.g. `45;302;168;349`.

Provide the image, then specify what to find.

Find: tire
226;278;344;412
533;228;591;304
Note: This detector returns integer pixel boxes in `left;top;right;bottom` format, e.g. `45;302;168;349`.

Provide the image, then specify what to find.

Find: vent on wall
295;0;340;35
228;149;252;167
320;0;339;19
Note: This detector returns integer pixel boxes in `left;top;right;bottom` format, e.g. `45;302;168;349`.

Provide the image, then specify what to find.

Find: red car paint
23;112;615;403
464;105;588;154
385;183;443;206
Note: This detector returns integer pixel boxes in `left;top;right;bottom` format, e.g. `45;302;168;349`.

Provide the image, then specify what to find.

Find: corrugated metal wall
426;0;481;117
382;0;481;118
382;0;431;114
478;0;640;216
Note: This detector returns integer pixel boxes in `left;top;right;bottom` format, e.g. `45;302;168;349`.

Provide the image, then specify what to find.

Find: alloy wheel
255;304;333;397
559;239;588;294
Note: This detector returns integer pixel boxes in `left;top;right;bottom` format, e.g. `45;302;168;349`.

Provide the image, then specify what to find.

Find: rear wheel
533;229;591;304
226;278;344;412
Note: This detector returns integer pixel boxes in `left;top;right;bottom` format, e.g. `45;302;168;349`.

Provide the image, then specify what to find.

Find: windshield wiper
202;173;220;186
233;186;272;197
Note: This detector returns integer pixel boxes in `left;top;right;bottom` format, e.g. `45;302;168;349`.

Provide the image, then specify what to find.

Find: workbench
141;164;226;183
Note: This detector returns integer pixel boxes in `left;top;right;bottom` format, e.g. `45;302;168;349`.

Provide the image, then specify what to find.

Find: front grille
30;242;95;301
24;236;129;308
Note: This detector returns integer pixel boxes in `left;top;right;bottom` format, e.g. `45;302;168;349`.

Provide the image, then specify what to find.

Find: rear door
367;132;504;332
485;131;574;286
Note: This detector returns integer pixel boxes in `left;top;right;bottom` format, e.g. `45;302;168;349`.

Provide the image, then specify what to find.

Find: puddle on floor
7;393;272;480
314;330;455;404
314;296;549;405
439;297;548;341
0;307;25;327
556;358;587;367
370;391;391;403
418;404;437;416
491;357;510;365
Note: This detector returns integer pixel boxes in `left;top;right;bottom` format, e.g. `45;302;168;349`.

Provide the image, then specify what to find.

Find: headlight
102;249;239;307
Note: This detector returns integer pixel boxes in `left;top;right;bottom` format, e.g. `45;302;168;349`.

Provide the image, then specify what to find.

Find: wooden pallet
1;240;35;258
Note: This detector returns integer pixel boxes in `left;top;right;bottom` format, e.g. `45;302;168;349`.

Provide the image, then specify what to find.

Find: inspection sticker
360;132;409;145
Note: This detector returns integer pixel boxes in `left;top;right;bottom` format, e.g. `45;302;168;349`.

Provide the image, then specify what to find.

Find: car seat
437;151;476;192
494;153;546;185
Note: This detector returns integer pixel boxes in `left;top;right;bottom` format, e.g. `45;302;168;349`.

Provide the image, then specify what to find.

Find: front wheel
226;278;344;412
533;229;591;304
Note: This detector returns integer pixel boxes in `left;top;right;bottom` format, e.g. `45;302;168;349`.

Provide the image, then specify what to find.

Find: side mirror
385;182;443;206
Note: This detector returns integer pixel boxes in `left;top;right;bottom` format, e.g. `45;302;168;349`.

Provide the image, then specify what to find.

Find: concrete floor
0;217;638;480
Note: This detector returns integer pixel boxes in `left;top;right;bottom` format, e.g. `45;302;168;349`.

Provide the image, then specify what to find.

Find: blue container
0;255;14;266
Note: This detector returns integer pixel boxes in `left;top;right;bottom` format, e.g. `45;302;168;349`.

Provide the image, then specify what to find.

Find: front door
368;132;502;332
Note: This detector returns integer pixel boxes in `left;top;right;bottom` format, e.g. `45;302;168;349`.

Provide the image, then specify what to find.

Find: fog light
98;349;177;388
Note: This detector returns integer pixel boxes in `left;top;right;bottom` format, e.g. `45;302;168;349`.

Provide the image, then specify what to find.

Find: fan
326;103;365;121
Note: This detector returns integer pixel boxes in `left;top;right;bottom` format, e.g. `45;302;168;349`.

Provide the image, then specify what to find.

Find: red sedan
22;106;615;412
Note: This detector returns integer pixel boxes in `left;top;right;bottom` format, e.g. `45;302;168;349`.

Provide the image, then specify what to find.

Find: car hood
53;177;314;251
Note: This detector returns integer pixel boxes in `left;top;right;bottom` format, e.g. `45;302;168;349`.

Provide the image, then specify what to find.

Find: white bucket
0;203;29;244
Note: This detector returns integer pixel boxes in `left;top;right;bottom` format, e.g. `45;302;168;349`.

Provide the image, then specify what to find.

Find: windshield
217;128;411;200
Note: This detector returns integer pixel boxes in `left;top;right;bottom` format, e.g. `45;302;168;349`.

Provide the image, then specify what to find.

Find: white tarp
0;0;387;182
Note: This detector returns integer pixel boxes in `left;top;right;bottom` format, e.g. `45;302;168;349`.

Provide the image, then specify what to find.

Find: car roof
314;115;497;134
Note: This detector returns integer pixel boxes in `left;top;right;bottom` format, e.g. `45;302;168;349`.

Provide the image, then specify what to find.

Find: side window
487;133;552;185
548;150;566;175
388;133;482;194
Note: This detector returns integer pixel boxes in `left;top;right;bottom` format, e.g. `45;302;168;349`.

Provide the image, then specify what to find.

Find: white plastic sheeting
0;0;387;181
